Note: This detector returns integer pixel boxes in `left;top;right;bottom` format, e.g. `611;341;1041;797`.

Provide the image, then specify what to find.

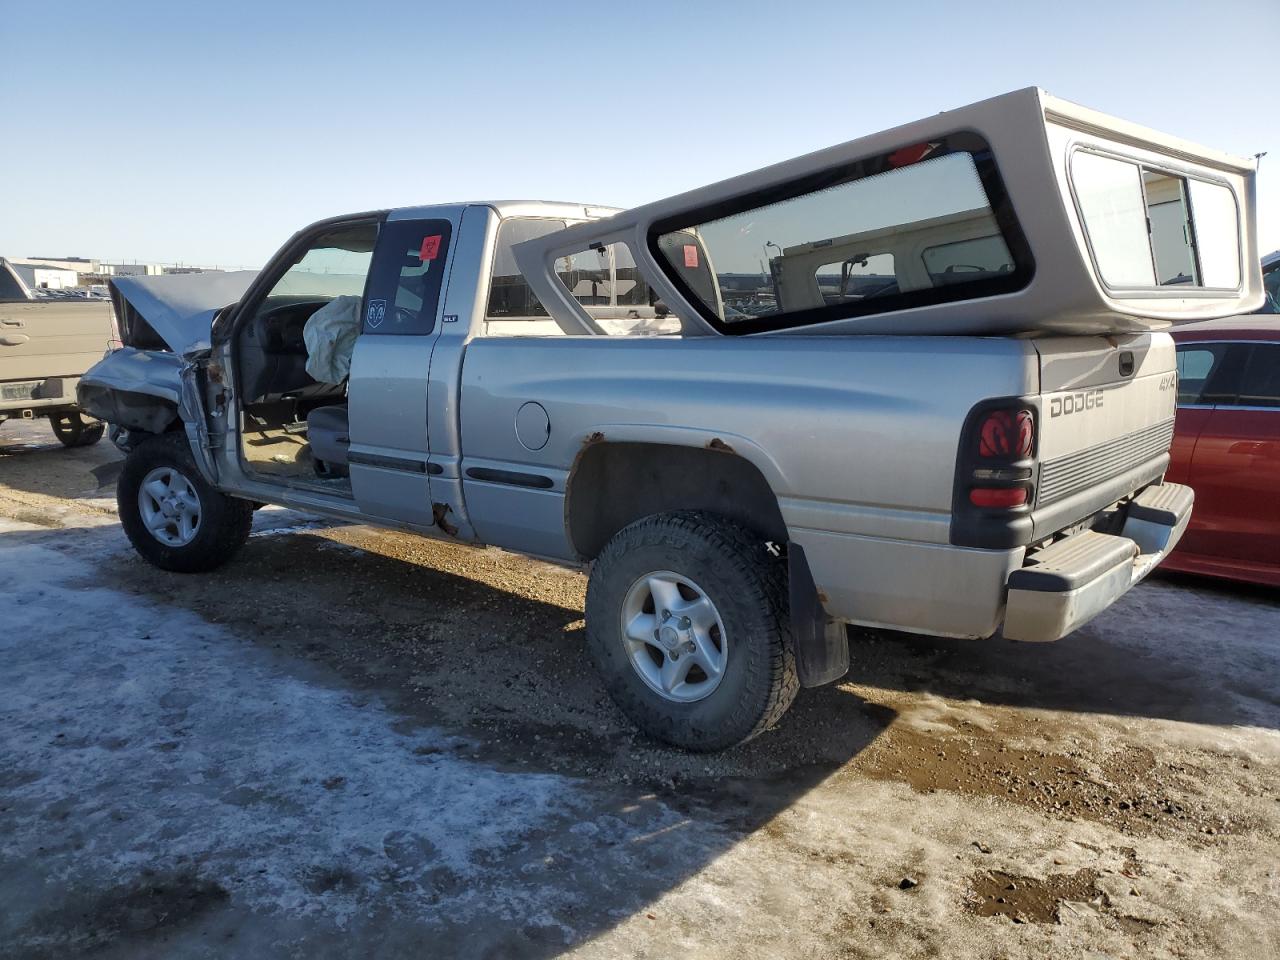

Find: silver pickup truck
79;89;1263;750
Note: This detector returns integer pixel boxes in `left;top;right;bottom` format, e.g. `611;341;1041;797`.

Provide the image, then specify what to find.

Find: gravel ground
1;418;1278;959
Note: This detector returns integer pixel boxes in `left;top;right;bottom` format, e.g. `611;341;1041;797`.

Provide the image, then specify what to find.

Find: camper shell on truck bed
79;88;1260;751
513;87;1259;337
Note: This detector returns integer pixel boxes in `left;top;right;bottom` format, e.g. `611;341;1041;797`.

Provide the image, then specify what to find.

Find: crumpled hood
111;270;258;355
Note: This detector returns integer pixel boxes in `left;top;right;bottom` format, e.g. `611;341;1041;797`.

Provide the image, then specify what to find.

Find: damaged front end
76;271;257;479
78;347;184;438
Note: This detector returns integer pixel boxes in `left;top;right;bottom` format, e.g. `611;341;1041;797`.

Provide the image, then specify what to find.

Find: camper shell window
647;132;1032;334
487;222;679;336
1069;149;1242;293
552;241;681;335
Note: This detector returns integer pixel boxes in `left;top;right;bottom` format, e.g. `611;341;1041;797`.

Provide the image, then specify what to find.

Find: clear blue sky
2;0;1276;268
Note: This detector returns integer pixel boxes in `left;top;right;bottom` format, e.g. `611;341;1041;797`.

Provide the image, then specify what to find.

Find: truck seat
307;404;350;477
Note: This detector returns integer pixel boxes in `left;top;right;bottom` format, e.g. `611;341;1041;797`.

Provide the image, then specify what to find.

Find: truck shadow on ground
1;520;893;959
848;571;1280;732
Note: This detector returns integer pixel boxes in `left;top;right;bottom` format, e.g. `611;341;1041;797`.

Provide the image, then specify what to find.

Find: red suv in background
1166;298;1280;586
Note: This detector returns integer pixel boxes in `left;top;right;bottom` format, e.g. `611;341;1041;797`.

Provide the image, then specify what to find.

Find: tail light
969;486;1028;508
962;404;1036;507
978;409;1034;459
952;400;1039;548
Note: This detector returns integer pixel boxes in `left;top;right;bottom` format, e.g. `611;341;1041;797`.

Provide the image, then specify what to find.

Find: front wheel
117;432;253;572
585;511;799;751
50;411;105;447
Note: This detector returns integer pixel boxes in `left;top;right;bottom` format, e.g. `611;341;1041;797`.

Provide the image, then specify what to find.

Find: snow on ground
0;518;724;957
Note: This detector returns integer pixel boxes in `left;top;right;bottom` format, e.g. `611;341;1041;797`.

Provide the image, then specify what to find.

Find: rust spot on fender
584;431;605;445
815;589;830;605
431;503;459;537
707;437;734;453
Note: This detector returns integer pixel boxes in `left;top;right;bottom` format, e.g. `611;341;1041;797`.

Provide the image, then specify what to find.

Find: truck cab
79;88;1263;751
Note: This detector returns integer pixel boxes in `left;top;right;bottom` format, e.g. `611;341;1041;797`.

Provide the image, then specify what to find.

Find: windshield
265;224;376;303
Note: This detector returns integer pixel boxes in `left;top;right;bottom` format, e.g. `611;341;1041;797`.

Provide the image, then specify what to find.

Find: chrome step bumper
1002;482;1193;642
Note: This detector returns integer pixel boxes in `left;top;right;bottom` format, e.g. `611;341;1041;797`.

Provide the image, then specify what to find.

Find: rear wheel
117;432;253;572
585;511;798;751
50;411;105;447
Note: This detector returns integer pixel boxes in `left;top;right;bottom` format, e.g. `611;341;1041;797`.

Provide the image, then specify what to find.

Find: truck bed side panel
458;335;1037;565
0;300;113;384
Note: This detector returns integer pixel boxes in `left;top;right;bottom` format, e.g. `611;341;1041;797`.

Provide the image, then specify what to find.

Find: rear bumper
1002;481;1193;642
0;376;82;416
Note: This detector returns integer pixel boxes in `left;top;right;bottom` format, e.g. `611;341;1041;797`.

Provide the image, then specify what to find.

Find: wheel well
566;441;788;559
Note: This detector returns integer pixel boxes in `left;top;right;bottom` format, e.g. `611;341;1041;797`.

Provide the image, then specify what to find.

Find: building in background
6;260;80;291
1;256;236;295
99;262;165;277
19;256;98;274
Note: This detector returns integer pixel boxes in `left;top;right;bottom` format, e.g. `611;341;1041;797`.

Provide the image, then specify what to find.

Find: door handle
1228;440;1269;457
0;318;23;327
0;333;30;346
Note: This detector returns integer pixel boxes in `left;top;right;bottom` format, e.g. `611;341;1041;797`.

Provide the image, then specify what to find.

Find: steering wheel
393;306;419;327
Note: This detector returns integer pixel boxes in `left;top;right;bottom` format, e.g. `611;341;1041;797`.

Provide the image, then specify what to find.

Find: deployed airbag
303;296;361;384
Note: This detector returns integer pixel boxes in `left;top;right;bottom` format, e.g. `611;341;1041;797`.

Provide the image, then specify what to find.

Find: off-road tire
117;432;254;573
585;511;799;751
51;411;105;447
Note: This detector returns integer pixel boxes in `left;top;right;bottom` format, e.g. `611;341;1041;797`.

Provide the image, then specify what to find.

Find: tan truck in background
1;258;114;446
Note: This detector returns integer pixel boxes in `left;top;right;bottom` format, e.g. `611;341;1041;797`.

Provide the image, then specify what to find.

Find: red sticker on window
888;141;937;168
419;235;442;261
683;244;699;269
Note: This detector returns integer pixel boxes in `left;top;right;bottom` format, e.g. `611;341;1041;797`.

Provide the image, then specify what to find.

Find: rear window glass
1239;343;1280;407
815;253;896;306
922;236;1014;286
556;246;611;306
486;219;568;319
649;135;1030;334
1175;344;1225;404
1176;342;1250;405
614;242;653;307
1070;151;1242;291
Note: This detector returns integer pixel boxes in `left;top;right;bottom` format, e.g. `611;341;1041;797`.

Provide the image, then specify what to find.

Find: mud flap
788;543;851;687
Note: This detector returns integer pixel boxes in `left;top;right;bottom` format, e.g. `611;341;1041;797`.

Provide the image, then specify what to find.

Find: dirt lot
2;418;1278;959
